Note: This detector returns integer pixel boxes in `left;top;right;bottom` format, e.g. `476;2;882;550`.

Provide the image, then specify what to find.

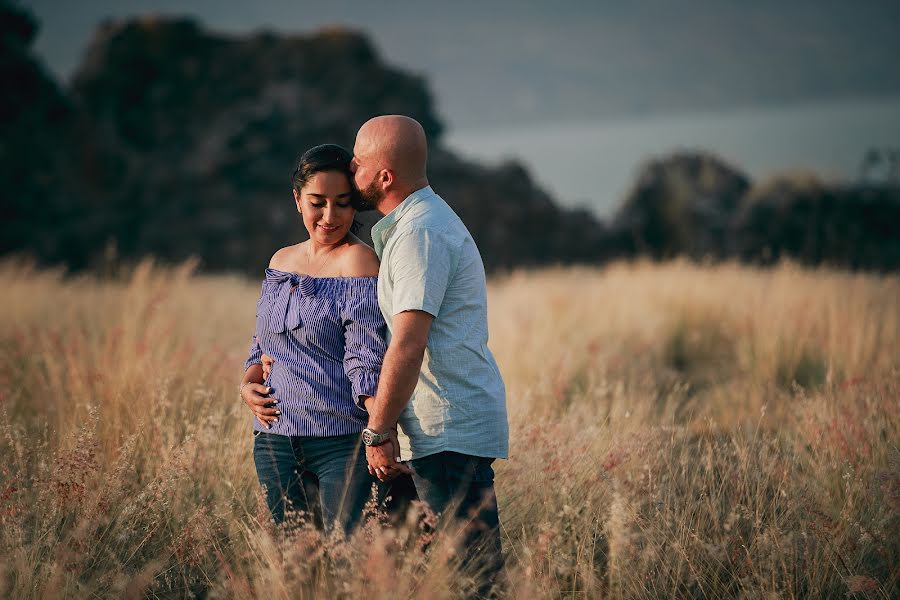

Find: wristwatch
362;428;391;447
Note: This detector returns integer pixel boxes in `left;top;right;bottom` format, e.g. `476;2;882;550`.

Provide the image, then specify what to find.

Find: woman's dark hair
291;143;369;211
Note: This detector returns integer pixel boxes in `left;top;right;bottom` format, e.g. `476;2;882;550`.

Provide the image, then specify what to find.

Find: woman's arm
240;363;280;429
339;245;386;411
342;293;411;480
241;325;279;429
241;259;288;429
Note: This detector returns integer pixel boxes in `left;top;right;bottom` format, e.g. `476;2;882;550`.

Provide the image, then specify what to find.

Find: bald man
353;115;508;591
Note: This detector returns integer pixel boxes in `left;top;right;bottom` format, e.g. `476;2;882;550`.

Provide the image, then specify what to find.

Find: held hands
366;429;413;482
240;382;280;429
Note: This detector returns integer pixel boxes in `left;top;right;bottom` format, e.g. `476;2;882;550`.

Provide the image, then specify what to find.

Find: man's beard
357;177;384;210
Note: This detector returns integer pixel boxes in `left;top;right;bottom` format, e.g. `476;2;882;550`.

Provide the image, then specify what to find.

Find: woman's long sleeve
341;288;388;411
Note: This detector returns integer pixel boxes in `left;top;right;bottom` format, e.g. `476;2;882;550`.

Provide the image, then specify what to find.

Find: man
353;115;509;589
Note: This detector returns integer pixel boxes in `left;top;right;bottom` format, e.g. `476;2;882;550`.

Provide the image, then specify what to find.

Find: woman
239;144;386;534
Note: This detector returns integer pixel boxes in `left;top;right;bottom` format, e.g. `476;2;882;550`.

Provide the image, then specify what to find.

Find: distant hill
611;154;900;270
1;8;608;272
2;5;897;273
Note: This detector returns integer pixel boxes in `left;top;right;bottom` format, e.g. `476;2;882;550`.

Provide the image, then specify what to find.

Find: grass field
0;258;897;598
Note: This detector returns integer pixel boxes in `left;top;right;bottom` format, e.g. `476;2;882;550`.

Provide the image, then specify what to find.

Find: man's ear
381;169;394;190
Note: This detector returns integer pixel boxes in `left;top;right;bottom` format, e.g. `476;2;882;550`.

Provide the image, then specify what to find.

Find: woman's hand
261;353;274;380
367;429;413;481
240;382;280;429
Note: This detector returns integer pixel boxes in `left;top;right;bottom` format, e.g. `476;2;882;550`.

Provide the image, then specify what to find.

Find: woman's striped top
243;268;386;437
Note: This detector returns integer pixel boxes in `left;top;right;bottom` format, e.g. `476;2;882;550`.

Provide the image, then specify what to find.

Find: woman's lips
318;224;339;232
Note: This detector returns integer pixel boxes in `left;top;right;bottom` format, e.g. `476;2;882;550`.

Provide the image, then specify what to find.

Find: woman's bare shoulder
338;240;380;277
268;243;304;271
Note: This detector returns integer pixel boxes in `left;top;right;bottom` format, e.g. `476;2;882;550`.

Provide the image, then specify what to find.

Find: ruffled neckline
261;269;377;333
264;267;377;281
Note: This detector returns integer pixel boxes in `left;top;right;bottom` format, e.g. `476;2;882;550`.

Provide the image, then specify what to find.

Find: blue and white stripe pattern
244;268;387;436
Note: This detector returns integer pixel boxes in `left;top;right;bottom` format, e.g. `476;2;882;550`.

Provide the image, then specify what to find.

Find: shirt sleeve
243;334;263;371
341;284;388;410
243;281;265;370
388;227;459;317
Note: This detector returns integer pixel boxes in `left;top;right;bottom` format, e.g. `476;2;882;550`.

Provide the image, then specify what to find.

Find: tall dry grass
0;258;897;598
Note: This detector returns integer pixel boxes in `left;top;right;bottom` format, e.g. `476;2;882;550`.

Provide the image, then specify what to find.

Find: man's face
358;175;384;210
350;146;385;210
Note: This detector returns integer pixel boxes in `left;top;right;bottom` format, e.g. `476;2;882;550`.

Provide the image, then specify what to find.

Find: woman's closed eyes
310;201;352;208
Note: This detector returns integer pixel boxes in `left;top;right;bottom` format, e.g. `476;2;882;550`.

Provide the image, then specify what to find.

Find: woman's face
294;170;356;246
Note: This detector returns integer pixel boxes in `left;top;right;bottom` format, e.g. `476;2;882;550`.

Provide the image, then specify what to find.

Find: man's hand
261;353;274;380
240;382;280;429
366;430;412;481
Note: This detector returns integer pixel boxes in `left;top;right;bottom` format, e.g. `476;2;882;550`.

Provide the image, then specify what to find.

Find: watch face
362;430;373;445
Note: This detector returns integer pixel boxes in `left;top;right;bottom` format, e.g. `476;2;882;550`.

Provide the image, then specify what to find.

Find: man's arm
364;309;433;476
365;309;433;428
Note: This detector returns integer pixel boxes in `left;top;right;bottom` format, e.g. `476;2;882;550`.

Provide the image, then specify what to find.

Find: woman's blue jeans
252;431;374;534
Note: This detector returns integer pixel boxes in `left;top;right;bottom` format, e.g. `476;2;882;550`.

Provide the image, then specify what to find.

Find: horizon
449;95;900;215
6;0;898;275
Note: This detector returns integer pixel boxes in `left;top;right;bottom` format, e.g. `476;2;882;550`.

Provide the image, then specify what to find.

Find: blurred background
3;0;900;273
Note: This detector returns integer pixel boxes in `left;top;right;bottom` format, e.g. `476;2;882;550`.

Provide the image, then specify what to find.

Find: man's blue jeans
253;431;373;534
409;451;504;594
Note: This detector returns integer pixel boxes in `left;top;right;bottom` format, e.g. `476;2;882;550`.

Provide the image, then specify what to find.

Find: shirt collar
371;186;435;257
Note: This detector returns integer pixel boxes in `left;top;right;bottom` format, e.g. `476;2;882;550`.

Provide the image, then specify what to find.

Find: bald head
355;115;428;187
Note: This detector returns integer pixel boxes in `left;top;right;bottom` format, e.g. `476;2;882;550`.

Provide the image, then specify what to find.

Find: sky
22;1;900;213
25;0;900;133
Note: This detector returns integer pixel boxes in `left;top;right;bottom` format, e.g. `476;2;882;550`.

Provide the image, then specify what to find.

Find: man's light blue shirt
371;186;509;460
